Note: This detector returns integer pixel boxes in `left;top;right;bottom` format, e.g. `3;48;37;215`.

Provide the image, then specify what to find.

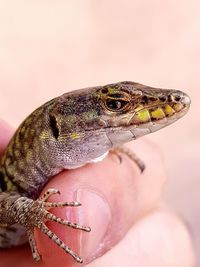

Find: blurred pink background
0;1;199;265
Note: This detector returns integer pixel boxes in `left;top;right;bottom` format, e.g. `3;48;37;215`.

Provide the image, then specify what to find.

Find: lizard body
0;81;190;262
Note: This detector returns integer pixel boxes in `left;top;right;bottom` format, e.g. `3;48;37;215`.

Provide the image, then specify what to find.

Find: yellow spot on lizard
6;178;17;191
135;109;150;122
24;142;29;150
83;111;98;120
40;131;50;140
26;150;32;160
69;133;81;139
14;150;20;158
20;126;26;134
151;108;165;119
164;104;175;116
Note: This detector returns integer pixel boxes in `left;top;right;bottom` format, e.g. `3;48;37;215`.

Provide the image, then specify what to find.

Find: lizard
0;81;191;263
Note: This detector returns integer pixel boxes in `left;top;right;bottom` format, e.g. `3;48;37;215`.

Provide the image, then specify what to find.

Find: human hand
0;119;195;267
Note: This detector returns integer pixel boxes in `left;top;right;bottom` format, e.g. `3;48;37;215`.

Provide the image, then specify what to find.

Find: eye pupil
116;101;122;109
106;99;128;111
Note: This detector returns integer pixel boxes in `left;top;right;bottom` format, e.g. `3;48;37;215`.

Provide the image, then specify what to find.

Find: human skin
0;119;195;267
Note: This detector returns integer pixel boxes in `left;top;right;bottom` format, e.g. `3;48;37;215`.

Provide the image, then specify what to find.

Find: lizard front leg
0;190;91;263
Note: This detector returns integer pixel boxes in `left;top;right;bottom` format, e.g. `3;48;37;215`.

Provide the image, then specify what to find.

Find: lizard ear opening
49;115;59;139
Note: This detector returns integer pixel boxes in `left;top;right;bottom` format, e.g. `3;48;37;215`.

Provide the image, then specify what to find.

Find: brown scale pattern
0;104;51;195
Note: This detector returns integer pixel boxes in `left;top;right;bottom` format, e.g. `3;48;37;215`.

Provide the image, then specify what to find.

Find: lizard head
49;81;190;147
45;81;190;167
94;81;191;142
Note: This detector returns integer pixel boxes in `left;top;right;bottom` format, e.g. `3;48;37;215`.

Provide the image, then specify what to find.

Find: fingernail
76;188;111;262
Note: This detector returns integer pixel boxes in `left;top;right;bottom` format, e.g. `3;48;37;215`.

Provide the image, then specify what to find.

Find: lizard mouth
105;100;190;144
129;91;191;127
130;102;190;126
126;92;191;138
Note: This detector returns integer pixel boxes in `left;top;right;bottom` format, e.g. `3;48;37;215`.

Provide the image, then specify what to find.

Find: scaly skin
0;81;190;263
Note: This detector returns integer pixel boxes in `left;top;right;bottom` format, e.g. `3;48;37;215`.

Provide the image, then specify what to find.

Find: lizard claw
39;188;61;201
12;189;90;263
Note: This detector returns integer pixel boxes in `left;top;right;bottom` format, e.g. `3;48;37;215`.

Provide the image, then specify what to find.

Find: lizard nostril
168;92;191;105
173;94;181;102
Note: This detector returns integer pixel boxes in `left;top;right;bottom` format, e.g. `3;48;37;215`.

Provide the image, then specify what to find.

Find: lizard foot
111;145;145;173
12;188;91;263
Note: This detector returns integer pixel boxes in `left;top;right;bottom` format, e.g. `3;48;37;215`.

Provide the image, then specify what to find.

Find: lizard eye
105;98;129;112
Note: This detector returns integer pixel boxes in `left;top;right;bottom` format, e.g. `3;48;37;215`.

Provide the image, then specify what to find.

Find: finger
36;139;167;266
87;209;195;267
0;119;14;155
0;209;194;267
0;245;38;267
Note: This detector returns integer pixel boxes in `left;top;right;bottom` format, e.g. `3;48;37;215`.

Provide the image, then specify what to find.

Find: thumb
36;140;166;267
